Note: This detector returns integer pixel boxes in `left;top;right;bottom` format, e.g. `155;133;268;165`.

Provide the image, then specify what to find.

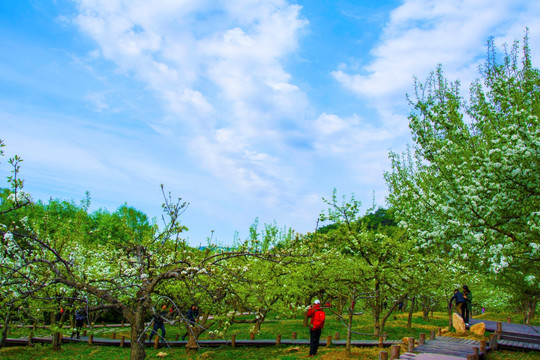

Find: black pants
309;328;322;355
150;322;166;341
71;319;84;338
463;305;470;324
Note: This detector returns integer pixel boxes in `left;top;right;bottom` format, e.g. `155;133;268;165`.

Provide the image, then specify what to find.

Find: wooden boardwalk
3;335;401;348
468;318;540;352
400;337;486;360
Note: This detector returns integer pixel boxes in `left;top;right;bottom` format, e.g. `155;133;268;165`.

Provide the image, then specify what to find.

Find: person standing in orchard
71;308;86;339
182;304;199;341
463;285;473;325
149;305;168;342
307;299;326;357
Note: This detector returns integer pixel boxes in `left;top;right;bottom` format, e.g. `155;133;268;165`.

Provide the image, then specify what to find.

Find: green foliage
385;33;540;322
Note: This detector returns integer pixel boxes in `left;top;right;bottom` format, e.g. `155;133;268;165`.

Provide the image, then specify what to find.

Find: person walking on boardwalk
149;305;168;342
182;304;199;341
463;285;473;325
307;299;326;357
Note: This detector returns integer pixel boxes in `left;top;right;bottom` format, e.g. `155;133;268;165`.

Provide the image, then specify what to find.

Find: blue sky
1;0;539;245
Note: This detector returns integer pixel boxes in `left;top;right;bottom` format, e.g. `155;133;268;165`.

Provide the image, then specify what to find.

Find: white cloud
332;0;540;101
72;0;308;197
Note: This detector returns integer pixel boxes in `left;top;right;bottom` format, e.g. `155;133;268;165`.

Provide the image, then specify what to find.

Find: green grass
3;311;540;359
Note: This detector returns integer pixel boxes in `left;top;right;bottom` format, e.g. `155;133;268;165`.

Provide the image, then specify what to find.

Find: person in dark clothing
449;288;466;320
149;305;168;342
71;309;86;339
398;301;404;312
182;304;199;341
306;300;326;357
463;285;473;325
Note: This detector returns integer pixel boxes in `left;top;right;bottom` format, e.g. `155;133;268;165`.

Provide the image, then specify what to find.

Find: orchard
1;34;539;360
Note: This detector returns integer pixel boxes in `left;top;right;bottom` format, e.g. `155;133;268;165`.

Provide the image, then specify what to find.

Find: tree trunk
52;332;62;351
379;294;408;335
524;299;537;325
373;281;381;335
128;310;148;360
406;297;415;330
0;312;11;349
345;307;353;356
422;304;430;321
303;296;310;327
252;315;265;334
185;312;212;350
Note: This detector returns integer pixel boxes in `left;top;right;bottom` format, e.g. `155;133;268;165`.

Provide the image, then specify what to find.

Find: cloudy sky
1;0;539;245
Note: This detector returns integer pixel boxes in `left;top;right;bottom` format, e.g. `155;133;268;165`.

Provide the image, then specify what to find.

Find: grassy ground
1;342;540;360
2;311;540;359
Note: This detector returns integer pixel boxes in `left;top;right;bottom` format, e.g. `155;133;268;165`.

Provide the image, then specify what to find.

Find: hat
314;300;320;305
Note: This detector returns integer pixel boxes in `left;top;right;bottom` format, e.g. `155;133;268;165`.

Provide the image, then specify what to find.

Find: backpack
312;310;326;330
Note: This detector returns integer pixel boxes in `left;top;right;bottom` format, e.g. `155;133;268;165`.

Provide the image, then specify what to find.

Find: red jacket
307;304;325;330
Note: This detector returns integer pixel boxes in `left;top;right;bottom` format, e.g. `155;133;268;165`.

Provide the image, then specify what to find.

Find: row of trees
1;34;538;359
0;156;456;358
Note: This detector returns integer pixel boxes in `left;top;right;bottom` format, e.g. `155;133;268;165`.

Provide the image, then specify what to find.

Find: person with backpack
71;308;86;339
306;299;326;357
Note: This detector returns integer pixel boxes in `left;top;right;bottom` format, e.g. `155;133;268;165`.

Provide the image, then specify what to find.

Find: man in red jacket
306;299;326;357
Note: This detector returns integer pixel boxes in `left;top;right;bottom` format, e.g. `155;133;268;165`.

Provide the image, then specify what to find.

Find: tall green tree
317;190;421;342
385;34;540;323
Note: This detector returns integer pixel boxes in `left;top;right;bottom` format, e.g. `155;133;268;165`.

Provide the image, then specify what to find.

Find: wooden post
437;327;442;336
472;347;479;360
496;321;502;334
292;331;297;340
430;330;435;340
334;332;340;340
33;322;37;331
83;330;87;337
507;317;511;323
276;334;281;345
121;321;124;327
120;336;125;348
175;334;179;341
379;351;389;360
102;321;105;327
112;332;116;339
154;335;159;349
326;335;332;347
390;345;400;360
480;340;486;353
59;334;63;344
231;334;236;348
378;336;384;348
249;332;255;340
419;333;425;345
88;334;93;345
407;337;414;352
490;333;498;351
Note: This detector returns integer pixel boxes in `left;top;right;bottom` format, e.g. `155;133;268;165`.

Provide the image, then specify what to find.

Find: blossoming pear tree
385;34;540;323
0;141;301;360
